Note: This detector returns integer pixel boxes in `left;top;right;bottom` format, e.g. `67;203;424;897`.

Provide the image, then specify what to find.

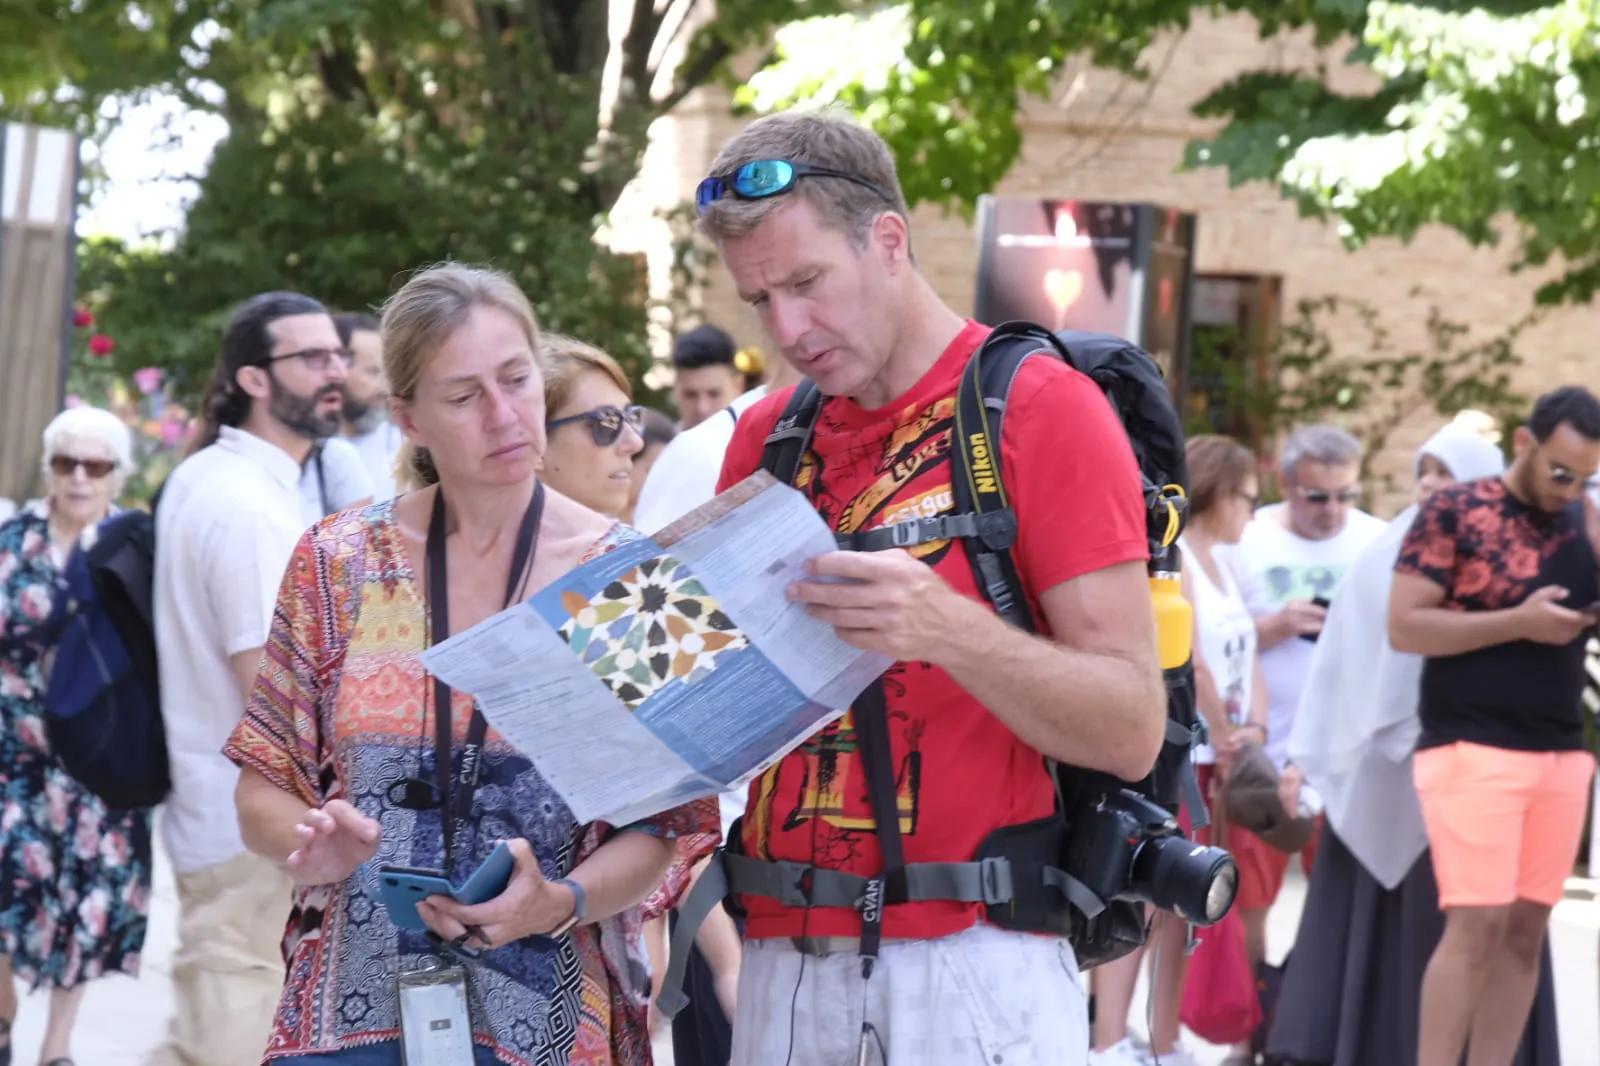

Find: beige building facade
634;12;1594;517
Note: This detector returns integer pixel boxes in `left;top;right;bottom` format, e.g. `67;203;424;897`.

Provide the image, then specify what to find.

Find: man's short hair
1280;424;1363;481
1529;385;1600;442
671;324;737;370
698;110;910;247
334;311;380;348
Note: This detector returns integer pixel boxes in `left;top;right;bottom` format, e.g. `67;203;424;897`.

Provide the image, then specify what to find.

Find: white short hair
41;405;135;479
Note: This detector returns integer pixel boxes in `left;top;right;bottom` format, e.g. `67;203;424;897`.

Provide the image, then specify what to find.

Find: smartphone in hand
1299;595;1332;642
376;841;515;931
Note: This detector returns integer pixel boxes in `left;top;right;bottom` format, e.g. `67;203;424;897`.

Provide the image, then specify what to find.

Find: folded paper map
418;471;892;826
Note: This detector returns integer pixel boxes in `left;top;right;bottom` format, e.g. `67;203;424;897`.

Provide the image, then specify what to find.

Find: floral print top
224;501;719;1064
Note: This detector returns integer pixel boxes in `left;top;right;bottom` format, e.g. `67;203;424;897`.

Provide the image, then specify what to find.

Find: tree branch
618;0;657;99
654;35;729;116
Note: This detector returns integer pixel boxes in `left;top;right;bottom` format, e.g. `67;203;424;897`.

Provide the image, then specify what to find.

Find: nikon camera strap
759;381;906;974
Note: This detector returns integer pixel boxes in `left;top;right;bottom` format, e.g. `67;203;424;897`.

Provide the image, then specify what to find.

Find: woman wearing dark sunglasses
0;406;153;1066
536;334;648;518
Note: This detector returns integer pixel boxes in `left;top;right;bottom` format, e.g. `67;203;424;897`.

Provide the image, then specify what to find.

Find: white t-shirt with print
1229;504;1387;769
1181;536;1256;766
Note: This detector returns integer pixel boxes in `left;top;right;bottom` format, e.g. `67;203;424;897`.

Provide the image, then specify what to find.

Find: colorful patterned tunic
224;501;718;1064
0;504;153;989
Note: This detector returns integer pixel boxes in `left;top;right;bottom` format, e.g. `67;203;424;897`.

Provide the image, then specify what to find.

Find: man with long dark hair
152;291;350;1066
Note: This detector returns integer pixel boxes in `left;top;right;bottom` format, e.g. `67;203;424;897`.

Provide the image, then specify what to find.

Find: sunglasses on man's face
1296;486;1360;506
50;455;116;480
546;405;646;446
1539;453;1598;489
695;159;893;213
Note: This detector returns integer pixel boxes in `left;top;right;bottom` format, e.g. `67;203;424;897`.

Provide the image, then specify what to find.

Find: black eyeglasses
267;347;353;373
696;159;893;213
1296;486;1360;506
50;455;116;479
547;405;646;446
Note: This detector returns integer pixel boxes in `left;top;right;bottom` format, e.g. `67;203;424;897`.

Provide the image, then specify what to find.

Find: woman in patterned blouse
225;263;719;1066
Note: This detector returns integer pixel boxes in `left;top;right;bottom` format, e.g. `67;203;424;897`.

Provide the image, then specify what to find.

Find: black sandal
0;1018;11;1066
43;1059;72;1066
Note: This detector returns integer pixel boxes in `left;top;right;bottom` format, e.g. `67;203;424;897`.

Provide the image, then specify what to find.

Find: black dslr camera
1059;774;1239;966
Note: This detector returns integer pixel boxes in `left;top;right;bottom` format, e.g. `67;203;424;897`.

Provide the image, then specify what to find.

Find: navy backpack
41;507;171;811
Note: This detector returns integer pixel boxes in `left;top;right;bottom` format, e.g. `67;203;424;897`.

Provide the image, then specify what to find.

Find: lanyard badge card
397;956;476;1066
391;485;544;1064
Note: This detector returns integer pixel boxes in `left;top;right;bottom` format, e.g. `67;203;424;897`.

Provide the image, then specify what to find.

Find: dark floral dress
0;504;152;989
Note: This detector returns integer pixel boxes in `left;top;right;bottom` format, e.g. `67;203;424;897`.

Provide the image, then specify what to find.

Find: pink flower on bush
65;394;84;409
73;308;93;329
160;417;184;448
132;366;163;395
88;334;115;357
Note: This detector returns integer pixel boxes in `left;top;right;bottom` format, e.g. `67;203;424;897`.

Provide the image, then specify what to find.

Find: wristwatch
545;877;587;937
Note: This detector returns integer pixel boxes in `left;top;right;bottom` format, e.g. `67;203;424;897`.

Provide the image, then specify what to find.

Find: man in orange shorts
1391;384;1600;1066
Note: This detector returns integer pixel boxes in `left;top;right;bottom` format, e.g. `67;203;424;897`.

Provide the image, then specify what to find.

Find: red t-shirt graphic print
716;321;1149;941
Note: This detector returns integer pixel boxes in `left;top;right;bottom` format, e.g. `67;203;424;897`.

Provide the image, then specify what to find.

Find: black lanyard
426;482;544;870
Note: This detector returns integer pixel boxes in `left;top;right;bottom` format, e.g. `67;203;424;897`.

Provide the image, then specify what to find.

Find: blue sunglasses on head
695;159;893;213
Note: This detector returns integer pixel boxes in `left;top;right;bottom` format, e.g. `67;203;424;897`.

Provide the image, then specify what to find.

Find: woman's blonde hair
537;334;632;418
380;263;541;489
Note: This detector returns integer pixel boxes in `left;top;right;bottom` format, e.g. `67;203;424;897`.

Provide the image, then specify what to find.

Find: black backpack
760;321;1204;961
39;507;171;811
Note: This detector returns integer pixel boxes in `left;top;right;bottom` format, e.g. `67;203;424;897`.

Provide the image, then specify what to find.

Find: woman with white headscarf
1265;425;1561;1066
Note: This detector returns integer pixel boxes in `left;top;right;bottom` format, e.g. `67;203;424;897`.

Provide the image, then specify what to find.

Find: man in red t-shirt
699;112;1166;1066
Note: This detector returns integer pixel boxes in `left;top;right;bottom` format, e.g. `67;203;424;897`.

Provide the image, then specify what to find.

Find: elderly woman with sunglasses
0;406;154;1066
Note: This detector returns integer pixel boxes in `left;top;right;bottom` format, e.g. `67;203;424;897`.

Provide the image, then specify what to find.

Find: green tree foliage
0;0;841;402
745;1;1600;305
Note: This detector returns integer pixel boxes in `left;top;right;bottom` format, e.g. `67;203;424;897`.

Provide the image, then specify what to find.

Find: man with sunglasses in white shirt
1226;424;1386;967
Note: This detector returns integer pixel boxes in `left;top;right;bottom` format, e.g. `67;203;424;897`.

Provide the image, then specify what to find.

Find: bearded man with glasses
1223;423;1388;987
1391;385;1600;1066
152;291;352;1066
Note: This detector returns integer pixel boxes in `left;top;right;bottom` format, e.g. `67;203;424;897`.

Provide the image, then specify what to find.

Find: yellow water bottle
1149;549;1193;671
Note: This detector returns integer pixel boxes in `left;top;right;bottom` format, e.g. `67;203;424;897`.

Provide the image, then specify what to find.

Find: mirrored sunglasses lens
590;411;624;446
695;177;722;210
736;160;795;198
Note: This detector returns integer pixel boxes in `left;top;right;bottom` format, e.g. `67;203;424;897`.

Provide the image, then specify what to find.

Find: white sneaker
1088;1040;1148;1066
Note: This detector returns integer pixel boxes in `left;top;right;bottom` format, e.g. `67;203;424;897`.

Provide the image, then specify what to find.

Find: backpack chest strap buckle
833;510;1019;554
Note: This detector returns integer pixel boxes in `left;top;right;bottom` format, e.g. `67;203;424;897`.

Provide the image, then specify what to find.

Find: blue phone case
376;841;516;931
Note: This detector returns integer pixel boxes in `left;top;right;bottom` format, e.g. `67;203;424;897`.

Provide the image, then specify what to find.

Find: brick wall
654;13;1596;517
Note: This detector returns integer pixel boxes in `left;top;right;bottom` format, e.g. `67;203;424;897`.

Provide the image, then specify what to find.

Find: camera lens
1127;835;1240;926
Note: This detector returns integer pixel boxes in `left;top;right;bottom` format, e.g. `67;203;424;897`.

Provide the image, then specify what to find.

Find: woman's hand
285;800;381;886
417;838;577;950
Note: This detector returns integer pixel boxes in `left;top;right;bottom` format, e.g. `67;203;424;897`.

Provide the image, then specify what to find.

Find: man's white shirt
632;386;770;535
154;426;310;875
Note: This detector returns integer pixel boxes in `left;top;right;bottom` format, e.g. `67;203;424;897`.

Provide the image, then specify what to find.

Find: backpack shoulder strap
759;381;824;487
950;322;1069;633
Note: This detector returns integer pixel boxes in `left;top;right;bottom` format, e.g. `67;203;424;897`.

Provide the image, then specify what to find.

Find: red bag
1179;905;1261;1045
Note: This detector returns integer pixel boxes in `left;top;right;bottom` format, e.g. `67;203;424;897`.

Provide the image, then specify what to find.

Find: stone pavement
10;845;1597;1065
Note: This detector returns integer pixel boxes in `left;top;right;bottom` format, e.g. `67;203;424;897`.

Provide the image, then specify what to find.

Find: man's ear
871;211;912;274
235;364;271;402
1512;424;1534;459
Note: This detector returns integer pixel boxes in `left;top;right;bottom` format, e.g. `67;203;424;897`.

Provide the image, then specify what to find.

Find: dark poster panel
974;197;1196;409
